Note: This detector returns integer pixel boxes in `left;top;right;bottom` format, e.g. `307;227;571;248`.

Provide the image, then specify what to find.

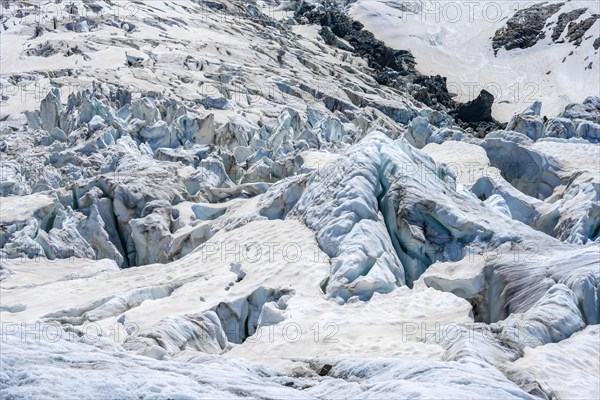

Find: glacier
1;0;599;398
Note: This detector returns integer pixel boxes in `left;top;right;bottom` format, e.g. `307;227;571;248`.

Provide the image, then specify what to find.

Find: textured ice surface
1;0;599;398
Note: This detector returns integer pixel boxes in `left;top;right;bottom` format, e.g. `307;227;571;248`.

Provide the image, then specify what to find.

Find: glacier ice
1;0;599;398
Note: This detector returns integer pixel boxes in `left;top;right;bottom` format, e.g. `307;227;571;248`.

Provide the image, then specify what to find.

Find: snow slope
350;0;600;121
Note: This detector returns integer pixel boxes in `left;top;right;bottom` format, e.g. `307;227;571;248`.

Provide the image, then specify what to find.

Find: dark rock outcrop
295;2;504;133
552;8;587;42
456;89;494;123
566;15;600;46
492;3;564;54
297;6;416;74
294;2;454;111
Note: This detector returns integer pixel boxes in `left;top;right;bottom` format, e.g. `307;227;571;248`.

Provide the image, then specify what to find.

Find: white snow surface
350;0;600;121
1;0;599;398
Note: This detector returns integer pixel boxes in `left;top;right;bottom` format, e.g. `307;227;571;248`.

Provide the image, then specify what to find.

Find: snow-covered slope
350;0;600;121
1;0;599;398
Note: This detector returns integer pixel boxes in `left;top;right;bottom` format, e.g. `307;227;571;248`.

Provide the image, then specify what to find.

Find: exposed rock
566;15;600;46
492;3;564;53
451;90;497;130
295;2;457;114
552;8;587;42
